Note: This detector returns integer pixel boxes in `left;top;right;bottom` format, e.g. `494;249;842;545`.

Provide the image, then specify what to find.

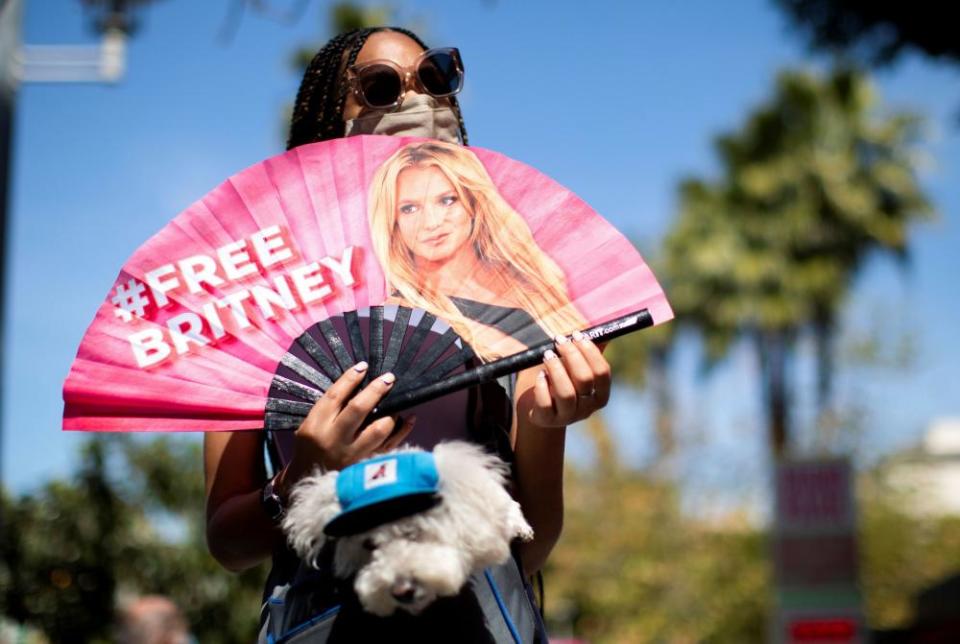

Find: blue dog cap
323;451;441;537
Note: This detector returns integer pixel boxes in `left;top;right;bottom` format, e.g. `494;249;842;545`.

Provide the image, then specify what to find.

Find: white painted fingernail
572;330;587;342
555;334;570;345
543;349;558;361
380;372;396;385
537;370;547;381
353;361;369;372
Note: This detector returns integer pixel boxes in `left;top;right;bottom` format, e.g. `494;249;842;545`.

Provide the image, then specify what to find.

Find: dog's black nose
391;580;417;604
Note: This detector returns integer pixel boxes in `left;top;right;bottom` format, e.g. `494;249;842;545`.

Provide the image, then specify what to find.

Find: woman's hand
277;361;415;496
527;331;611;428
204;362;412;572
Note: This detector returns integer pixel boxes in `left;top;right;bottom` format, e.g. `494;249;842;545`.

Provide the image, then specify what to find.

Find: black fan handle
370;308;653;419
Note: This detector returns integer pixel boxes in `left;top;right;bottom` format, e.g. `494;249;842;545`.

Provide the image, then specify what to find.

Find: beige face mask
344;94;461;143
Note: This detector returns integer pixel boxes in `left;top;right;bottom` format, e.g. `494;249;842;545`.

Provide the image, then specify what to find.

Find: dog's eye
362;538;377;551
400;527;421;540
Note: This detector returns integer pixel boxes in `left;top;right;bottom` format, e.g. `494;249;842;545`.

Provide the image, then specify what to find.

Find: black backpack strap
467;372;516;464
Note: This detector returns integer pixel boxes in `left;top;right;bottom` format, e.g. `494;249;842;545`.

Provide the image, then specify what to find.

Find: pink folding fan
63;136;672;432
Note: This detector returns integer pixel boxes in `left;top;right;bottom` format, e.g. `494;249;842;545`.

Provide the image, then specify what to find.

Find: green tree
543;419;769;642
662;67;932;458
1;439;124;642
1;436;266;643
858;462;960;630
114;436;267;644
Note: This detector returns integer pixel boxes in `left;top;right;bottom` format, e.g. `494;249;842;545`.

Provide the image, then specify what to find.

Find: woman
203;25;611;635
369;140;587;361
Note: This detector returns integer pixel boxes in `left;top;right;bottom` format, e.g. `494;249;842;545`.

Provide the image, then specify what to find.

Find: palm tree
663;67;932;459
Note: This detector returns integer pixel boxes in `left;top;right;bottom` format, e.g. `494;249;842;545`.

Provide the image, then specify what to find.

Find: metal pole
0;0;133;500
0;0;24;500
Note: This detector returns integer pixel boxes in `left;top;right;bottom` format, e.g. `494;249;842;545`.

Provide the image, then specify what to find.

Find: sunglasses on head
347;47;465;111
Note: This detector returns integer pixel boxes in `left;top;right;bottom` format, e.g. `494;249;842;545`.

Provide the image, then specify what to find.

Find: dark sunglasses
347;47;465;111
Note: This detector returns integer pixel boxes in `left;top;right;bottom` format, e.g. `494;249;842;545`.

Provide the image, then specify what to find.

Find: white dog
282;441;534;617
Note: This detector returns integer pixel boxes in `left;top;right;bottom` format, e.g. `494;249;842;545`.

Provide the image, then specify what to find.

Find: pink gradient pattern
63;136;672;432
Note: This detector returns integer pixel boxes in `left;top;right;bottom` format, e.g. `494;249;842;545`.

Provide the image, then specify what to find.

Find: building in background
885;418;960;517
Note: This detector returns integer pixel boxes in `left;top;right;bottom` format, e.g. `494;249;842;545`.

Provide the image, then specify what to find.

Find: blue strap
484;568;523;644
275;604;340;643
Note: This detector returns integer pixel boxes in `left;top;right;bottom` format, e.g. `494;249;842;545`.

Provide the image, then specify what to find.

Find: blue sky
4;0;958;498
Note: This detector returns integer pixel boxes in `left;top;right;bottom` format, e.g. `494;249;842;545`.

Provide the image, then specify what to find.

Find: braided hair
287;27;469;149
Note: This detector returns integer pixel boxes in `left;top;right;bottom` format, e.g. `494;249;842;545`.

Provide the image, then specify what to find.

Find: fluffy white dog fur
282;441;534;617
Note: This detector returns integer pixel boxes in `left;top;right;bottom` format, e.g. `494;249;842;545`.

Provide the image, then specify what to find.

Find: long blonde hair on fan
368;141;585;361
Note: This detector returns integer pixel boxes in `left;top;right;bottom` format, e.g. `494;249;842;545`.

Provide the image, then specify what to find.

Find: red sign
775;535;859;586
774;459;862;643
776;459;854;531
788;617;858;642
